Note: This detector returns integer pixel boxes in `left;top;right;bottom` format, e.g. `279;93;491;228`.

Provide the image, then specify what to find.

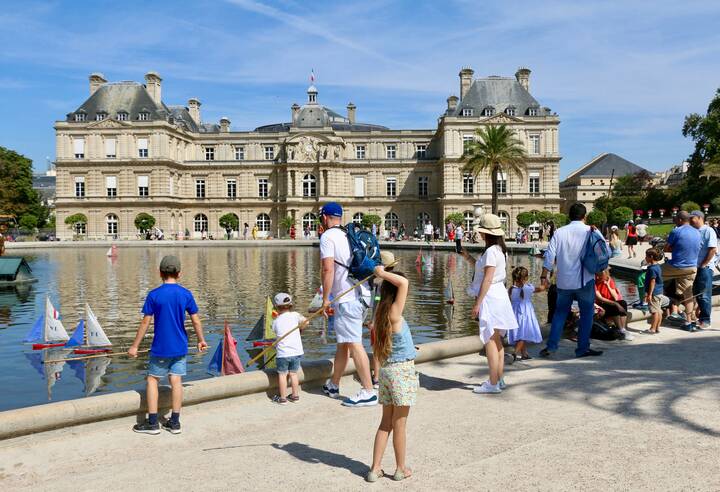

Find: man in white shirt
540;203;603;358
690;210;717;328
636;220;648;243
319;202;377;407
455;223;464;253
423;221;433;243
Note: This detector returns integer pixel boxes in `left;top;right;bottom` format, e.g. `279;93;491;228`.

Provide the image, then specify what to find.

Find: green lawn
647;224;674;238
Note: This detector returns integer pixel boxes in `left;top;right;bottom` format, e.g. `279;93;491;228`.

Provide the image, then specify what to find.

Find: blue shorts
276;355;302;373
148;355;187;378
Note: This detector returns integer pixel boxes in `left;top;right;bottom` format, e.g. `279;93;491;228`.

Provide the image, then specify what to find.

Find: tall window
138;112;149;121
416;212;430;229
137;175;149;197
195;178;206;198
106;176;117;197
74;113;86;122
105;138;116;158
462;135;474;154
264;146;274;160
461;108;473;117
353;212;364;224
74;176;85;197
418;176;428;197
496;172;507;194
416;144;427;159
386;177;397;197
116;112;128;121
529;134;540;154
498;211;509;233
234;146;245;160
384;212;399;231
256;213;271;232
302;174;317;197
194;214;208;233
73;138;85;159
258;178;269;198
227;179;237;198
463;173;474;194
463;211;474;231
302;213;318;232
386;144;396;159
137;138;148;158
529;172;540;194
204;147;215;161
353;176;365;198
106;214;118;235
356;145;366;159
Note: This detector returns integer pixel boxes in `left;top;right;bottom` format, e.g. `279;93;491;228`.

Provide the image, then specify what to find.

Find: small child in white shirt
271;293;308;405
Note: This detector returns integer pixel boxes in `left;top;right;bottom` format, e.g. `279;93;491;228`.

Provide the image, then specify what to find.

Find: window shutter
105;138;116;156
73;138;85;154
106;176;117;188
354;177;364;197
137;175;149;187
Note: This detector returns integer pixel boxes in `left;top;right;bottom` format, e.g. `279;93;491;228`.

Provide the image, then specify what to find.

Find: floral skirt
379;360;418;407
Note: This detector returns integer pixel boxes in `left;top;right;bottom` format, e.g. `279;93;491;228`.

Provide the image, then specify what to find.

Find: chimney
291;103;300;124
219;116;230;133
188;98;201;125
347;102;356;124
459;67;474;101
144;71;162;104
447;95;458;112
515;67;531;92
89;72;107;96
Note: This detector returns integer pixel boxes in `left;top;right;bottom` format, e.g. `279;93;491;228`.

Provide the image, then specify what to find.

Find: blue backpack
581;227;611;283
334;223;381;280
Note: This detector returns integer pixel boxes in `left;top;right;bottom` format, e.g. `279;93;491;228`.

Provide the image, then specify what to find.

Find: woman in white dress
462;214;518;394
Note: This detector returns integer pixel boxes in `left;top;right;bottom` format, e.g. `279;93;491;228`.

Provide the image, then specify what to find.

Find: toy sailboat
245;297;277;369
445;278;455;304
25;296;70;349
106;245;118;257
65;304;112;354
415;245;423;265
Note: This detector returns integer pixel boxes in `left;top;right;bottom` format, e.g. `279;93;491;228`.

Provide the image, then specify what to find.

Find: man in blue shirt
690;211;717;329
662;211;702;331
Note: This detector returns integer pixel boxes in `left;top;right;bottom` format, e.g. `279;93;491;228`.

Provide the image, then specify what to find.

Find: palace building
53;67;561;240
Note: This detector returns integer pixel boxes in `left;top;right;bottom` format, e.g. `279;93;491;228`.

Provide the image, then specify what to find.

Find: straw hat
380;250;395;267
477;213;505;236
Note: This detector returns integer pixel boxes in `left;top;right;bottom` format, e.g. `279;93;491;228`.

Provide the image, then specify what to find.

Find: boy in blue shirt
643;249;666;334
129;255;207;434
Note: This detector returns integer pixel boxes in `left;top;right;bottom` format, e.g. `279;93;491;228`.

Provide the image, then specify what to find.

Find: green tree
445;212;464;225
219;213;239;232
362;214;382;229
586;209;607;227
552;213;568;226
461;125;527;214
535;210;554;225
681;200;700;212
46;215;56;229
711;197;720;213
609;206;633;226
279;216;295;237
64;213;88;235
516;211;535;228
134;213;156;233
0;146;47;225
19;214;38;231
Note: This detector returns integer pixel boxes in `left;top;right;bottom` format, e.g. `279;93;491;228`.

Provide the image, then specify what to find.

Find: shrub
445;212;464;225
609;206;633;226
516;211;535;228
586;210;607;227
134;213;156;233
681;201;700;212
219;213;240;231
362;214;382;229
19;214;38;231
552;213;568;227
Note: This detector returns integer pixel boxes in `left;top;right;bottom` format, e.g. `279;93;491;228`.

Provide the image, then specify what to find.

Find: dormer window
116;111;128;121
528;107;539;116
505;107;516;116
95;112;107;121
482;107;495;117
74;112;86;122
461;108;473;117
138;112;150;121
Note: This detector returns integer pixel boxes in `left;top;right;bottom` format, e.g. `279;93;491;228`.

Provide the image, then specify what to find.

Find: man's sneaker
341;389;378;407
322;379;340;399
133;420;160;435
162;419;182;434
696;321;708;330
539;348;553;358
472;381;501;394
682;323;697;333
667;313;686;322
498;378;507;390
577;348;603;358
620;330;635;341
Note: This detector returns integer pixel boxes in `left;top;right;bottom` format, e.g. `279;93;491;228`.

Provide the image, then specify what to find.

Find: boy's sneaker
682;323;697;333
162;419;182;434
473;381;501;394
133;420;160;435
372;379;379;390
667;313;686;322
322;379;340;399
620;330;635;341
271;395;288;405
341;389;378;407
498;378;507;390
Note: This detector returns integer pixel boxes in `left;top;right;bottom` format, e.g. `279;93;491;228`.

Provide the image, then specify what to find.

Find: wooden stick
44;346;210;364
246;261;397;368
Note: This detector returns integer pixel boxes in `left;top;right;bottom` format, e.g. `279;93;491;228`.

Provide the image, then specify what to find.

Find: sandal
366;469;384;483
287;394;300;403
393;468;412;481
641;329;658;335
271;395;288;405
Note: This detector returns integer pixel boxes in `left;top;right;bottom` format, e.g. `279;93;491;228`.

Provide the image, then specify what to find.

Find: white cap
273;292;293;307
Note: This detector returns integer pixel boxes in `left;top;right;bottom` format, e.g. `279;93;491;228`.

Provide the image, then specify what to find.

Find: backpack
334;223;381;280
581;228;610;283
591;320;623;341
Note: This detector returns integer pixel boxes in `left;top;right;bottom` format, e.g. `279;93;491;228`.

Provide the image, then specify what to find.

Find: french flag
310;69;315;83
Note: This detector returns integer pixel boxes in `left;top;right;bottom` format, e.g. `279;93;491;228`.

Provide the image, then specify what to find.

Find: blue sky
1;0;719;178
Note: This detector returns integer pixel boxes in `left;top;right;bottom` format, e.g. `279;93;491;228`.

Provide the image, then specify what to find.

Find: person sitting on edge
271;293;308;405
643;248;666;334
594;269;633;340
129;255;208;435
319;202;377;407
662;211;702;332
689;210;717;330
540;203;603;358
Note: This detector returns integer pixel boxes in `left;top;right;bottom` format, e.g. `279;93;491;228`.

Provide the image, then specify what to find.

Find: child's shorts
276;355;302;374
649;294;670;314
148;355;187;378
379;360;418;407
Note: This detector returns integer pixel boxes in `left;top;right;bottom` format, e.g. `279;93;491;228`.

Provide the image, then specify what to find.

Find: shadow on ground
271;442;367;477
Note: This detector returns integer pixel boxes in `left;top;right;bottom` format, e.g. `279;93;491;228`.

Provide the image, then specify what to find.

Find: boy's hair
372;271;407;363
509;266;529;299
160;271;180;280
645;248;663;262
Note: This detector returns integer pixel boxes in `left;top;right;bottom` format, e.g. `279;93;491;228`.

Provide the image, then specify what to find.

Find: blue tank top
386;319;417;363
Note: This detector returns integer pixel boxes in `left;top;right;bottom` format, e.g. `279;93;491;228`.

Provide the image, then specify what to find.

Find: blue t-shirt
142;283;199;357
696;225;718;268
667;224;701;269
645;264;663;296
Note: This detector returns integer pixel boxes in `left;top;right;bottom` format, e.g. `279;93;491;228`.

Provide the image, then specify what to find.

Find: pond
0;246;638;411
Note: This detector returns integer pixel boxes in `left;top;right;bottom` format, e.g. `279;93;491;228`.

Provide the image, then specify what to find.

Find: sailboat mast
83;304;89;346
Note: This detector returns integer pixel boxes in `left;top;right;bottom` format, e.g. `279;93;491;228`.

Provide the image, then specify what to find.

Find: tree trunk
491;165;499;214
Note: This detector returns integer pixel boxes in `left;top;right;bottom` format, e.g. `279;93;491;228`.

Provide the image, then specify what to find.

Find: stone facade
54;68;562;240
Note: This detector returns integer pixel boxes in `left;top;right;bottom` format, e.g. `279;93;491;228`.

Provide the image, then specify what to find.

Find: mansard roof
450;77;551;117
564;153;648;181
255;104;389;133
67;82;168;122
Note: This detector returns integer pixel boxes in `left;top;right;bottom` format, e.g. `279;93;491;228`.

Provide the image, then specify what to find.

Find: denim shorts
276;355;302;373
148;355;187;378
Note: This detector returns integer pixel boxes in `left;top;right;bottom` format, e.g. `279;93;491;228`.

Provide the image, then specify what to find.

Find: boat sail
66;304;112;354
25;296;69;349
445;278;455;304
245;297;277;369
68;356;111;395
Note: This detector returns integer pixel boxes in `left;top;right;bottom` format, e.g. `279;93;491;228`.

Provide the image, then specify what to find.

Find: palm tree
461;125;528;214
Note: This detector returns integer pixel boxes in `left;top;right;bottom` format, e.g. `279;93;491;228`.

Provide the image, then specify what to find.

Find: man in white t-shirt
455;224;464;253
319;202;377;407
423;221;433;243
636;221;648;243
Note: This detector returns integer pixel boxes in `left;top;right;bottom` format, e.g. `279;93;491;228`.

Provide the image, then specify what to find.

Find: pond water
0;246;638;411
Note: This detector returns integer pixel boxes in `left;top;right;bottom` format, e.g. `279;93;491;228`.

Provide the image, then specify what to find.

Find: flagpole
221;321;226;376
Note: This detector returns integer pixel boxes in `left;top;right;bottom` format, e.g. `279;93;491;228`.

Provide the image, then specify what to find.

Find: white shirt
467;245;506;296
424;223;433;235
272;311;306;358
319;227;357;303
455;226;464;238
543;221;594;290
636;223;648;237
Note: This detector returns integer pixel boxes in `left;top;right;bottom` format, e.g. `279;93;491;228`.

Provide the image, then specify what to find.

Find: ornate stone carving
294;135;319;162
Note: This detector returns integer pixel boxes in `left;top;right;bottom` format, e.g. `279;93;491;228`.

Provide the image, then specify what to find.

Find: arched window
256;213;271;232
463;211;474;231
352;212;364;224
384;212;399;231
416;212;431;228
194;213;208;233
302;174;317;197
498;211;509;234
302;212;318;231
106;214;118;235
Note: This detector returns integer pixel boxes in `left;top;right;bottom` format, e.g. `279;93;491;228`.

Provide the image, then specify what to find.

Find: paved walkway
2;315;719;491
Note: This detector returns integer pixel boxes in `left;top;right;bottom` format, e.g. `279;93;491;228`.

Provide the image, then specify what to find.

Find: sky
1;0;719;179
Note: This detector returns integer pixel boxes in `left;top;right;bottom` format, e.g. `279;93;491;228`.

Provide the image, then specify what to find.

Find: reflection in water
0;246;634;411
